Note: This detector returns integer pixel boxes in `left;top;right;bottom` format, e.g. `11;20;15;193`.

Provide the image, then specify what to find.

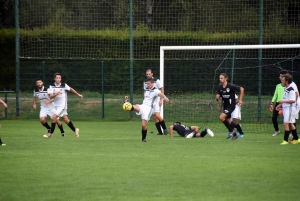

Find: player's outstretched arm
70;88;83;99
158;93;169;102
0;99;7;108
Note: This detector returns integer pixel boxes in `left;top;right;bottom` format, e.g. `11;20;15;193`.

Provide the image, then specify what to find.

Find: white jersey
143;77;162;91
290;82;300;108
33;86;54;110
49;83;71;108
143;87;160;107
282;86;296;108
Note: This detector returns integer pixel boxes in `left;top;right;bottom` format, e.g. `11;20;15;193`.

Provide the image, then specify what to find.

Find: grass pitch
0;120;299;201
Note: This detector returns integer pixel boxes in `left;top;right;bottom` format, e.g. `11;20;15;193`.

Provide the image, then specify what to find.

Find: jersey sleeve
64;83;71;91
143;81;147;90
156;79;163;89
230;83;241;92
33;90;36;97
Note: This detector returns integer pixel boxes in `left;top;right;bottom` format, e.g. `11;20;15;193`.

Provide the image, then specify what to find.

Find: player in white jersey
33;78;65;136
276;74;300;145
43;73;83;138
0;98;8;146
279;70;300;141
143;69;168;135
127;78;169;142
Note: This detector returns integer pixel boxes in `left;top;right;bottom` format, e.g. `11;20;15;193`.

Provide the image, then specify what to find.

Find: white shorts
54;106;68;117
135;104;153;122
153;103;161;113
283;106;296;123
230;104;241;121
39;108;55;118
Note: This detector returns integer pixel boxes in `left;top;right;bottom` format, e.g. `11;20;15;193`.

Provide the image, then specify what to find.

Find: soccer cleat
142;139;147;142
272;130;280;136
280;140;288;145
291;139;300;144
124;96;128;103
75;128;80;138
61;133;65;137
206;128;214;137
186;132;194;138
232;133;238;140
226;131;235;139
43;133;53;138
163;129;168;135
239;134;245;138
0;144;6;146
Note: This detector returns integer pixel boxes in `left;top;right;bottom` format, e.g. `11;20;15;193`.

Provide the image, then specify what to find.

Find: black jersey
173;124;192;137
217;83;241;108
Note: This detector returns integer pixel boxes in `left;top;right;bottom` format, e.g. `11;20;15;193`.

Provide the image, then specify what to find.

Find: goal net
160;44;300;134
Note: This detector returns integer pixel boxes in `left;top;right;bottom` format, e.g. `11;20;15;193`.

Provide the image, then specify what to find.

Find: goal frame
159;44;300;118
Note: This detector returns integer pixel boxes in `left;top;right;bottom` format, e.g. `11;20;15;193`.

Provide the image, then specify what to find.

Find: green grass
0;120;299;201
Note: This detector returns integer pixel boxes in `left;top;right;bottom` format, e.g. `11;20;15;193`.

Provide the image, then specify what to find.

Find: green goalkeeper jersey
271;83;284;103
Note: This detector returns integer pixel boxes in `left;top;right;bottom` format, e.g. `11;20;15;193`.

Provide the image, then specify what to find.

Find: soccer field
0;120;299;201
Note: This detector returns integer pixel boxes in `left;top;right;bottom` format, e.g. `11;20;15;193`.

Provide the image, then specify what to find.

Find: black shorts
223;105;236;119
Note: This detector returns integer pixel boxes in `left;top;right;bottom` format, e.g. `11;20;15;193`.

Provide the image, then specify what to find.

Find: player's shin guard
42;122;51;130
50;123;56;134
67;121;76;132
284;130;290;142
58;124;65;133
155;122;163;134
223;120;234;132
159;120;167;130
291;129;299;140
142;129;147;141
235;124;243;134
200;131;207;137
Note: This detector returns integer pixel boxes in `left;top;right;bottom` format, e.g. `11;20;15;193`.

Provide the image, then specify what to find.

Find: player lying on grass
169;122;214;138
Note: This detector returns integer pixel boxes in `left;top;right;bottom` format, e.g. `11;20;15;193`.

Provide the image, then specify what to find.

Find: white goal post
159;44;300;118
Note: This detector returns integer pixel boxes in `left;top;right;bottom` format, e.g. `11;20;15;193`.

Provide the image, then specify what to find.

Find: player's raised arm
70;88;83;99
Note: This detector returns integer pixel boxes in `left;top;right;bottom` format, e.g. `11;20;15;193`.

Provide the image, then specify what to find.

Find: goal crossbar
159;44;300;117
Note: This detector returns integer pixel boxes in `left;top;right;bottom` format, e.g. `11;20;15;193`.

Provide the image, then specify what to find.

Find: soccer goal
159;44;300;133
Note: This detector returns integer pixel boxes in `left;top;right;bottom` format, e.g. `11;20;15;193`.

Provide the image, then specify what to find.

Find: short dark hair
36;78;42;82
279;70;288;75
54;72;61;78
145;77;154;83
282;74;292;84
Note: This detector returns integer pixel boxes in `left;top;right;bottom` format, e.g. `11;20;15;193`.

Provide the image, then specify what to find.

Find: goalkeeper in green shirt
270;82;285;136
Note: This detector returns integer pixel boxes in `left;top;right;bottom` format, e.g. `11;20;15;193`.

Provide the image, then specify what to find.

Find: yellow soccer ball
123;102;132;111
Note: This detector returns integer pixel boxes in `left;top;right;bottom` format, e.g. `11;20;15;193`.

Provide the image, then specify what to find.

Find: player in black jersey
169;122;214;138
216;73;244;140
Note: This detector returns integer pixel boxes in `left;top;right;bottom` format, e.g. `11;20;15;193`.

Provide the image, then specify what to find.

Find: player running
33;78;65;136
43;73;83;138
216;73;244;140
